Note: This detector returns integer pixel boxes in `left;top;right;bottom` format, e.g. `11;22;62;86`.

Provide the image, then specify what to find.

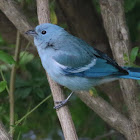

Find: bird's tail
120;67;140;80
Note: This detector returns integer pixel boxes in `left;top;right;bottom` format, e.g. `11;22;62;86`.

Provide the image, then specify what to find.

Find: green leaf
89;87;98;97
0;81;7;93
19;51;34;66
123;53;129;65
0;51;15;64
130;47;139;63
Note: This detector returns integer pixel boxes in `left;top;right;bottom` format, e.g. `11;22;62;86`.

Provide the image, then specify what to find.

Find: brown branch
99;0;140;139
100;0;140;124
47;77;78;140
36;0;50;24
75;91;129;135
0;0;33;44
36;0;78;140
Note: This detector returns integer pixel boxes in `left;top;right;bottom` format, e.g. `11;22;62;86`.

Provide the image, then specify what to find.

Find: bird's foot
54;99;68;109
53;92;73;109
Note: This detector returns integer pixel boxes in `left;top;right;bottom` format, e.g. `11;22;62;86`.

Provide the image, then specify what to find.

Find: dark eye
41;30;46;34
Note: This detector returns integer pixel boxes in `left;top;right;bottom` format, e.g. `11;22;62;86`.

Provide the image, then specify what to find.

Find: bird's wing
53;49;128;78
53;34;128;77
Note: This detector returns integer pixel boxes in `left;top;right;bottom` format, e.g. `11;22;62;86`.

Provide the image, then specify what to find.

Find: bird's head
26;23;65;49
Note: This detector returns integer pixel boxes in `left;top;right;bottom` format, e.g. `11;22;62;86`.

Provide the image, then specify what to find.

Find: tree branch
0;0;33;44
75;91;129;135
99;0;140;124
9;30;21;137
99;0;140;139
36;0;78;140
0;121;12;140
47;77;78;140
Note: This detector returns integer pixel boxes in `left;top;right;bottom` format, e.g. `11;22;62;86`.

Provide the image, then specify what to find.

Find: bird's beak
25;30;37;36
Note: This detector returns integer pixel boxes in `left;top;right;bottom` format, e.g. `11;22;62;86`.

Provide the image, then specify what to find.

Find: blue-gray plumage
26;23;140;91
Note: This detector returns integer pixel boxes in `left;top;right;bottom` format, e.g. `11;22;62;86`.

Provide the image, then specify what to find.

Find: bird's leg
54;91;74;109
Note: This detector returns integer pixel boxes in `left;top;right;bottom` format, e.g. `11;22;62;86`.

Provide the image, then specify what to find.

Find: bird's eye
41;30;46;34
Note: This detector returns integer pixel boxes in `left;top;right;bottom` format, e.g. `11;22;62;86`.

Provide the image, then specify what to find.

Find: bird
26;23;140;109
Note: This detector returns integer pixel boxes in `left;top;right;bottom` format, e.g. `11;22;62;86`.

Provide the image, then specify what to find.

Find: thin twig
16;102;32;140
15;94;51;127
9;30;21;137
20;42;31;60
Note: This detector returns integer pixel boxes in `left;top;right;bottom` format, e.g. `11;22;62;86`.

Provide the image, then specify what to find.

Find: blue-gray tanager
26;23;140;108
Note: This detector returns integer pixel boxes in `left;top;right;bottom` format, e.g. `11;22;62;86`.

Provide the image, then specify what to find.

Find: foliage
0;50;15;65
0;81;7;93
130;46;140;66
92;0;100;13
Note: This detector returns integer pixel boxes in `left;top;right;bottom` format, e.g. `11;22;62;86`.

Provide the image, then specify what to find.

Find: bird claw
54;100;68;109
53;91;74;110
55;101;64;104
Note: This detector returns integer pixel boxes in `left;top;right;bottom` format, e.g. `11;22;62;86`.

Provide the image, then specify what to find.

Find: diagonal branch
0;0;33;43
36;0;78;140
47;76;78;140
75;91;129;135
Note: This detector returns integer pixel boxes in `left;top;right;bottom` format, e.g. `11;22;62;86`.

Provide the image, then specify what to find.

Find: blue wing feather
62;58;123;77
53;34;128;78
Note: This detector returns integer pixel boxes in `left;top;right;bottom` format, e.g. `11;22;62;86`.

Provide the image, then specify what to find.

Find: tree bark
48;77;78;140
0;121;12;140
36;0;78;140
100;0;140;139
